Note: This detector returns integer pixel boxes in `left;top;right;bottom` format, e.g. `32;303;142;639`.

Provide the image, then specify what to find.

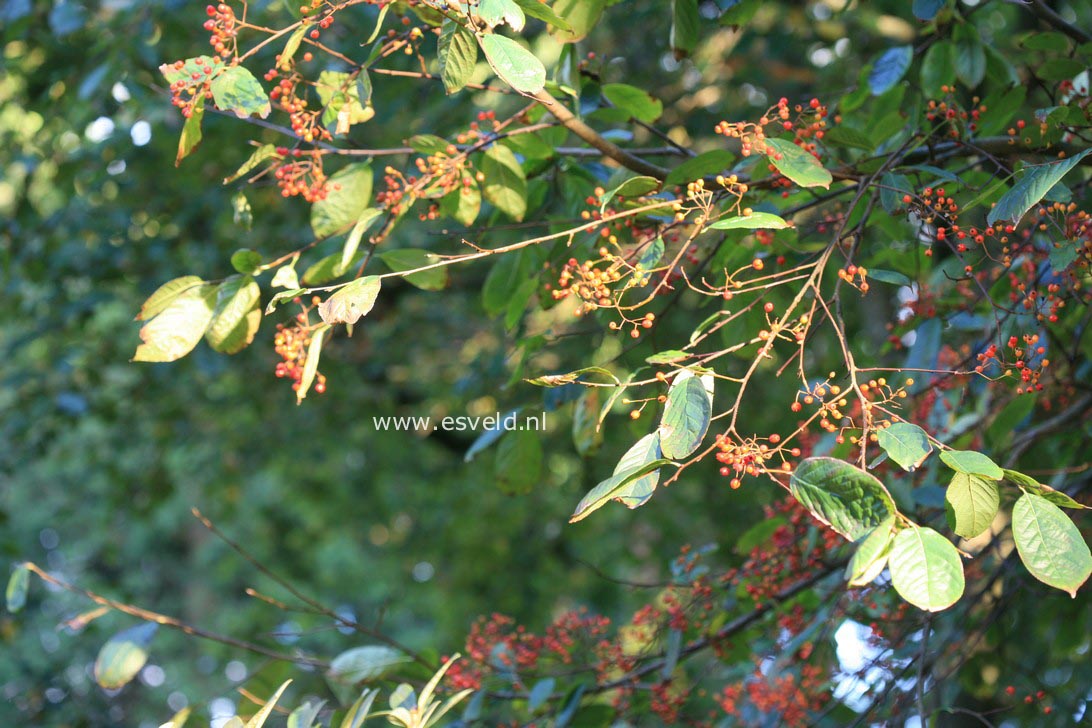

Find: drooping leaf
1003;469;1087;509
611;433;662;508
328;646;410;684
94;623;158;689
764;138;832;189
658;372;713;460
315;70;374;131
709;211;790;231
986;150;1092;227
869;46;913;96
846;516;895;587
888;527;965;611
6;564;29;613
570;458;675;523
339;207;383;274
438;20;478;94
176;95;205;166
210;65;270;119
495;428;543;495
939;450;1003;480
945;472;1000;539
480;34;546;94
572;389;603;457
318;276;382;325
296;325;327;404
480;144;527;221
278;24;308;70
206;275;262;354
601;83;664;123
1012;493;1092;597
788;457;896;541
670;0;700;58
875;422;932;471
133;283;217;363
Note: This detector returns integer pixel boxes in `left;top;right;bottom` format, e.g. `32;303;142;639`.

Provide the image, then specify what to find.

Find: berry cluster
203;3;238;59
713;432;791;488
272;149;330;201
273;300;327;394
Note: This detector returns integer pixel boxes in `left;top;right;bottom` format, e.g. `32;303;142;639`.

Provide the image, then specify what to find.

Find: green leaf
920;40;955;97
175;95;204;166
161;707;192;728
495;428;543;495
265;289;306;315
380;249;449;291
441;171;482;225
512;0;571;30
664;150;735;187
525;366;619;387
572;389;602;457
570;458;674;523
278;24;308;70
986;150;1092;227
315;71;374;131
975;86;1025;137
318;276;382;325
939;450;1003;480
636;236;665;271
658;372;712;459
528;678;555;712
438;20;478;94
480;34;546;94
94;623;158;689
821;126;874;151
550;0;606;43
876;423;932;471
869;46;913;96
888;527;965;611
210;65;270;119
339;689;379;728
231;248;262;275
764;138;832;190
946;472;1000;539
735;517;787;555
477;0;525;31
788;457;896;541
287;701;325;728
600;175;660;210
480;144;527;221
601;83;663;123
987;395;1034;447
329;647;410;684
846;517;895;587
340;208;383;274
133;283;217;362
709;211;790;231
953;23;986;89
670;0;700;58
645;350;688;365
1012;493;1092;596
136;276;205;321
311;163;374;238
1003;469;1088;509
6;564;29;613
206;275;262;354
913;0;946;21
865;269;912;286
612;433;662;508
246;680;292;728
295;325;326;402
225;144;280;184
